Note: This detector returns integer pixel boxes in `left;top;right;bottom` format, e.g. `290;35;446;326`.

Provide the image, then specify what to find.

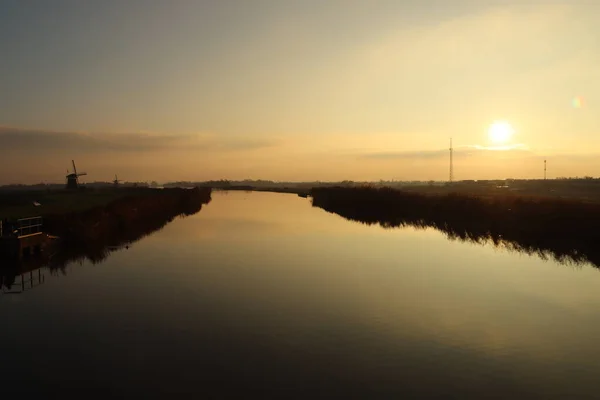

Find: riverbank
45;186;211;246
311;186;600;267
1;187;211;289
1;187;211;263
0;187;161;220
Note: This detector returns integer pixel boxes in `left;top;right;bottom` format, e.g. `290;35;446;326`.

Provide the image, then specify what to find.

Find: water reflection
2;191;600;398
311;192;600;269
0;257;46;293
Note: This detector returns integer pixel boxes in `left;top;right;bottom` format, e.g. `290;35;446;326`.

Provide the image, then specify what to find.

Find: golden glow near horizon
488;121;514;145
1;2;600;183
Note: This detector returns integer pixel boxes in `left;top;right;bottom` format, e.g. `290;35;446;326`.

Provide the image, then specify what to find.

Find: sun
488;121;514;144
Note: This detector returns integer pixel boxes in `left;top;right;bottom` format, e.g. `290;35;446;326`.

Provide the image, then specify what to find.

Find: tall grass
311;186;600;268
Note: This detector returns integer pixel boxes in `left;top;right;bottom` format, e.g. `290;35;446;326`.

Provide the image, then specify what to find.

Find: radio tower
449;138;454;183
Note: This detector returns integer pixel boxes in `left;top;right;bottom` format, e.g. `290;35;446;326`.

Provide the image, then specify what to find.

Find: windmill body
65;160;87;189
113;174;122;187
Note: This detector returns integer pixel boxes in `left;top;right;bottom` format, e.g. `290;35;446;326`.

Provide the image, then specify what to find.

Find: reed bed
311;186;600;268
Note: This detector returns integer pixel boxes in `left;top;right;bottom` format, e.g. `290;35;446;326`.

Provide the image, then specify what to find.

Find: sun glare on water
488;121;514;144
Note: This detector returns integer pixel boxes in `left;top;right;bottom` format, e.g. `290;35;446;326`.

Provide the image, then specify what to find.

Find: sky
1;0;599;184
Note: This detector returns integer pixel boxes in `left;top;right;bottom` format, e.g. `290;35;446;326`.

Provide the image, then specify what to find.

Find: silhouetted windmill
113;174;122;187
65;160;87;189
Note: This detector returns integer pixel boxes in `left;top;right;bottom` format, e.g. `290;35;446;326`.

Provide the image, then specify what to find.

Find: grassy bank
311;186;600;268
44;187;211;244
1;187;211;288
0;187;162;220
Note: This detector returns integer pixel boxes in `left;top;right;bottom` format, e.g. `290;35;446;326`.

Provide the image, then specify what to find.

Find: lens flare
572;97;584;108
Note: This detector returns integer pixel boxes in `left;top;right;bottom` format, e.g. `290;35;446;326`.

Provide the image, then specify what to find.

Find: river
1;191;599;398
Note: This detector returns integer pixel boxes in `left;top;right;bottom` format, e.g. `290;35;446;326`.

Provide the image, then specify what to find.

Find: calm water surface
2;191;600;398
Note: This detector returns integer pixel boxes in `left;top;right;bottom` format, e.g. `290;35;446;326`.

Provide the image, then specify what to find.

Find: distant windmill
113;174;122;187
65;160;87;189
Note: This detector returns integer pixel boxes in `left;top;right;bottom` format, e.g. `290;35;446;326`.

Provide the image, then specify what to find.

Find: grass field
0;188;161;220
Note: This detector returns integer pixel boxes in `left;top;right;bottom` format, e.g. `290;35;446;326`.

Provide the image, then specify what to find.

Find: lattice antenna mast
449;138;454;183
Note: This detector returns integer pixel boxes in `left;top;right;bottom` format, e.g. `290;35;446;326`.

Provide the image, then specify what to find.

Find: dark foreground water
1;191;600;398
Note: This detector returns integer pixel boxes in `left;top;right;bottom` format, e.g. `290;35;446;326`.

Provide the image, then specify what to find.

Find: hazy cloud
362;149;448;160
467;144;529;152
0;127;277;153
361;144;532;160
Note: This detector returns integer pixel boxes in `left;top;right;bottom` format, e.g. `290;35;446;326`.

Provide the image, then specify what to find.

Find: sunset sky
1;0;599;184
